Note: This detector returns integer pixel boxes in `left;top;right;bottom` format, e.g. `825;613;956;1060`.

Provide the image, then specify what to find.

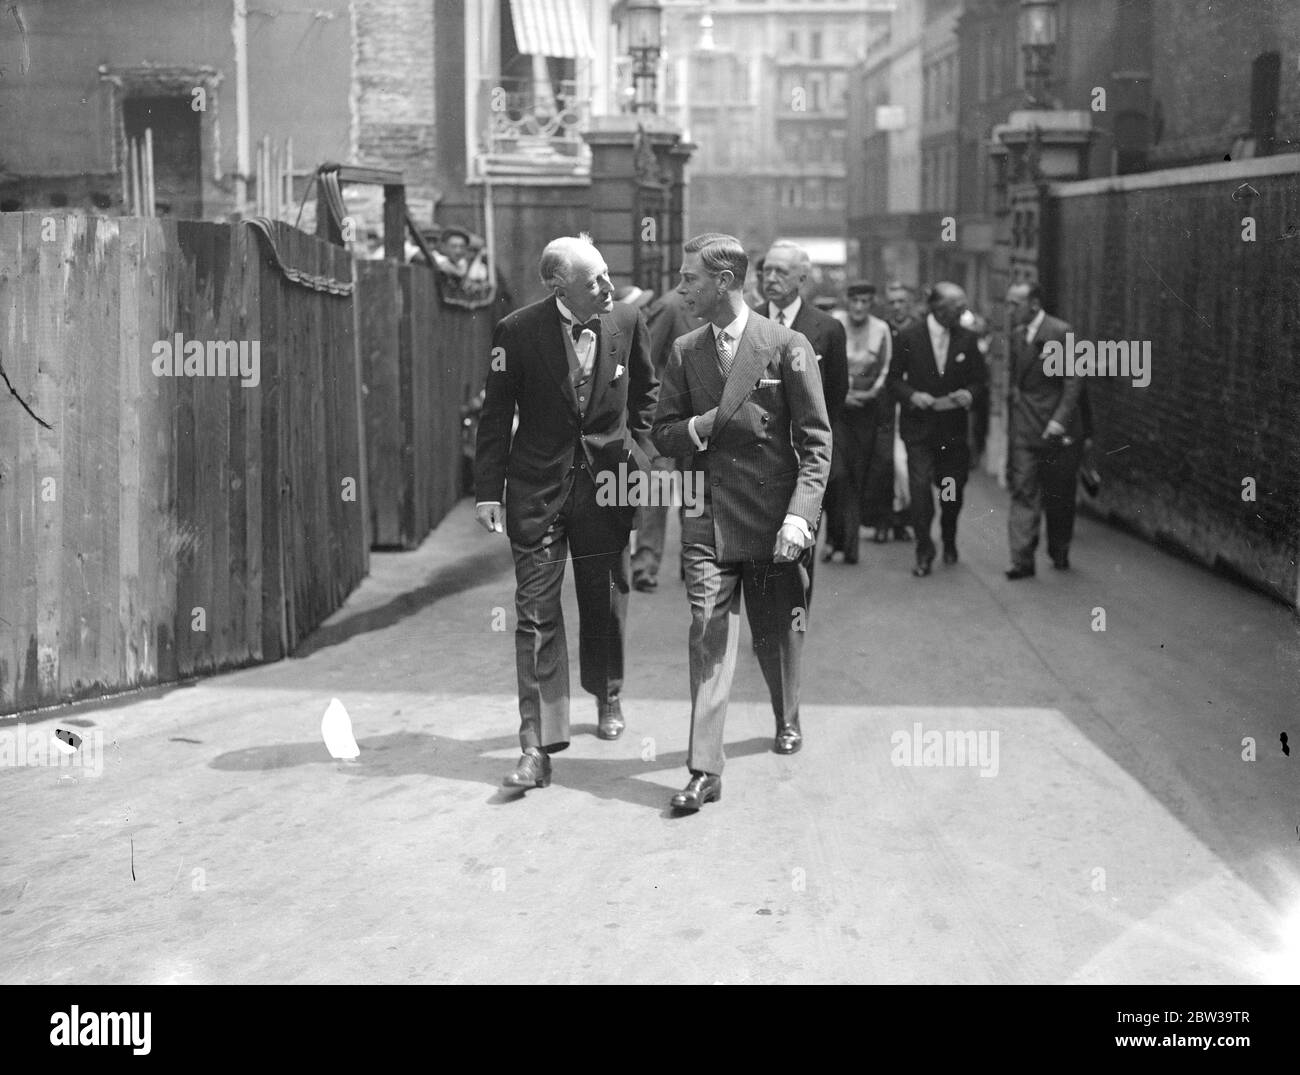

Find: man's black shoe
1005;565;1036;580
597;699;625;740
670;772;721;811
503;748;551;790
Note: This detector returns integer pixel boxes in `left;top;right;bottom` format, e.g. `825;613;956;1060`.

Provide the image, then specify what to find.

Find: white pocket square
955;353;966;363
614;364;626;379
756;378;781;387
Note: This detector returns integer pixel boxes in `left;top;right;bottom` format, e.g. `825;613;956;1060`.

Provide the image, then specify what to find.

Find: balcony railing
477;77;591;178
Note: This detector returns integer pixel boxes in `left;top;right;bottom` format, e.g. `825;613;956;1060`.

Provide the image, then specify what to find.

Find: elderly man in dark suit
474;234;658;792
756;240;847;585
887;282;987;577
1004;281;1085;579
653;233;831;812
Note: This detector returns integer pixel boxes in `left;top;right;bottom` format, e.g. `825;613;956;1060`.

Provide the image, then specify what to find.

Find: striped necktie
716;330;733;376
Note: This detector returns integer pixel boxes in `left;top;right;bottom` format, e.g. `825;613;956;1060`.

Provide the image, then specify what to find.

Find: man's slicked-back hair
1025;281;1044;305
683;232;748;288
539;232;597;290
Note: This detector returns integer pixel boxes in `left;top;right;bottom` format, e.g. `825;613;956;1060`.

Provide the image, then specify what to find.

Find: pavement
1;473;1298;984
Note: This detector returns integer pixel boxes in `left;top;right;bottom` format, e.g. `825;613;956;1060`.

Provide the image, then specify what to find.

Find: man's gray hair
765;239;811;270
539;233;597;289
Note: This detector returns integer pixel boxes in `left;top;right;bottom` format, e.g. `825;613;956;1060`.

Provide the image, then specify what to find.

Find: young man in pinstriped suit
652;234;832;812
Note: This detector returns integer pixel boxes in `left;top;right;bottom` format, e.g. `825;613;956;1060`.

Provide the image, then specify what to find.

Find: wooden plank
87;214;122;697
242;219;264;661
0;212;26;711
147;218;180;684
117;215;144;688
32;211;66;706
358;260;403;546
396;264;417;547
225;222;252;664
256;220;287;662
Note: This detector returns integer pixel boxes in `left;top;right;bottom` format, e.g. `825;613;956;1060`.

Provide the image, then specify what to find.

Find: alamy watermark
150;333;260;388
1041;334;1151;388
891;721;999;777
0;724;104;776
593;462;704;517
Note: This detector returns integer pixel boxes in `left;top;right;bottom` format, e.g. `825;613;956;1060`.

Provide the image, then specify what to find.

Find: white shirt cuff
782;514;812;543
476;501;501;508
688;416;709;451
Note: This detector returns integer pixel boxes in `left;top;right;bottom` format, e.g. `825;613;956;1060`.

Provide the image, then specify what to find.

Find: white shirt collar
768;295;802;325
715;303;749;344
555;296;595;326
1025;308;1046;342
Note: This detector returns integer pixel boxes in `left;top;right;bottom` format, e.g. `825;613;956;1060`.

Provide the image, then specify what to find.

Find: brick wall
1151;0;1300;165
1048;156;1300;604
353;0;438;221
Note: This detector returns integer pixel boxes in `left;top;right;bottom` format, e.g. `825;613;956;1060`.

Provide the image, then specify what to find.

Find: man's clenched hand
475;503;505;534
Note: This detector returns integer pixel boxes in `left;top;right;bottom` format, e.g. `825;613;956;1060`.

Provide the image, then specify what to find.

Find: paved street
2;474;1298;984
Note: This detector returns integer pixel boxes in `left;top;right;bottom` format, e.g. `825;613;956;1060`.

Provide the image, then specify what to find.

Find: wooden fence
0;213;369;714
1047;155;1300;605
357;261;502;549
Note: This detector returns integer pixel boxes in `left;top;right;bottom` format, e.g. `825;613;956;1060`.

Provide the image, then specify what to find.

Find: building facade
660;0;891;265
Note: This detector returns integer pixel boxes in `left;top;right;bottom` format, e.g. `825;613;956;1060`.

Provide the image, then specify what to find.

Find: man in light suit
887;282;987;577
1004;281;1084;579
653;233;831;812
474;234;658;792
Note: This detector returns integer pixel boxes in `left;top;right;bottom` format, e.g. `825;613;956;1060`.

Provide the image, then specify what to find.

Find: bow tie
566;317;599;342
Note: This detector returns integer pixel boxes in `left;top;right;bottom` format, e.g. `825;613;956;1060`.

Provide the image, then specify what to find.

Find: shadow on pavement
209;729;773;814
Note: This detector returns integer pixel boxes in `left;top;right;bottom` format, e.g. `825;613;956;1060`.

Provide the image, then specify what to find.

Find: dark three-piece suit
888;317;987;563
474;296;658;752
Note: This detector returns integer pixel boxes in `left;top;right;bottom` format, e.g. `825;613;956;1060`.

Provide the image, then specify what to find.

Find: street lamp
626;0;663;115
1019;0;1059;109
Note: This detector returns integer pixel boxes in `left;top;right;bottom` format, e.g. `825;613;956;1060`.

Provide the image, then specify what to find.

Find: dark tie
570;319;595;342
776;310;786;326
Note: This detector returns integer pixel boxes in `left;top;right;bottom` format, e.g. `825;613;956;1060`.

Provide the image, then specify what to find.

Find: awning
509;0;595;60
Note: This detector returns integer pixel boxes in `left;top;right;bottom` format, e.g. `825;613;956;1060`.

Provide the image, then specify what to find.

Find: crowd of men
473;231;1090;812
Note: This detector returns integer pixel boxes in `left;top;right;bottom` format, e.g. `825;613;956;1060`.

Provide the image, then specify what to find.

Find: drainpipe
233;0;251;215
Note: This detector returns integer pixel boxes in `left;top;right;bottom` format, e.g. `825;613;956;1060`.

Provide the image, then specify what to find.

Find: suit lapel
542;298;580;417
582;310;621;417
714;318;766;436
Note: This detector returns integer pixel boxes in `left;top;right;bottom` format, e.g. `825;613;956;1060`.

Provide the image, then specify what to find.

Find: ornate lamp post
626;0;664;115
1019;0;1059;109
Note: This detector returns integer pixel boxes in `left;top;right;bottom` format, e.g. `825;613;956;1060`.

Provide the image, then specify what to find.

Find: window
787;30;800;54
805;178;824;209
696;56;717;97
810;31;822;60
827;181;846;210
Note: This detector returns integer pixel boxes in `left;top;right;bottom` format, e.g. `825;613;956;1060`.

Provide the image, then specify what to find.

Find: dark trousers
906;437;970;560
1008;438;1083;568
631;453;678;580
681;542;810;776
825;401;894;550
510;467;630;753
